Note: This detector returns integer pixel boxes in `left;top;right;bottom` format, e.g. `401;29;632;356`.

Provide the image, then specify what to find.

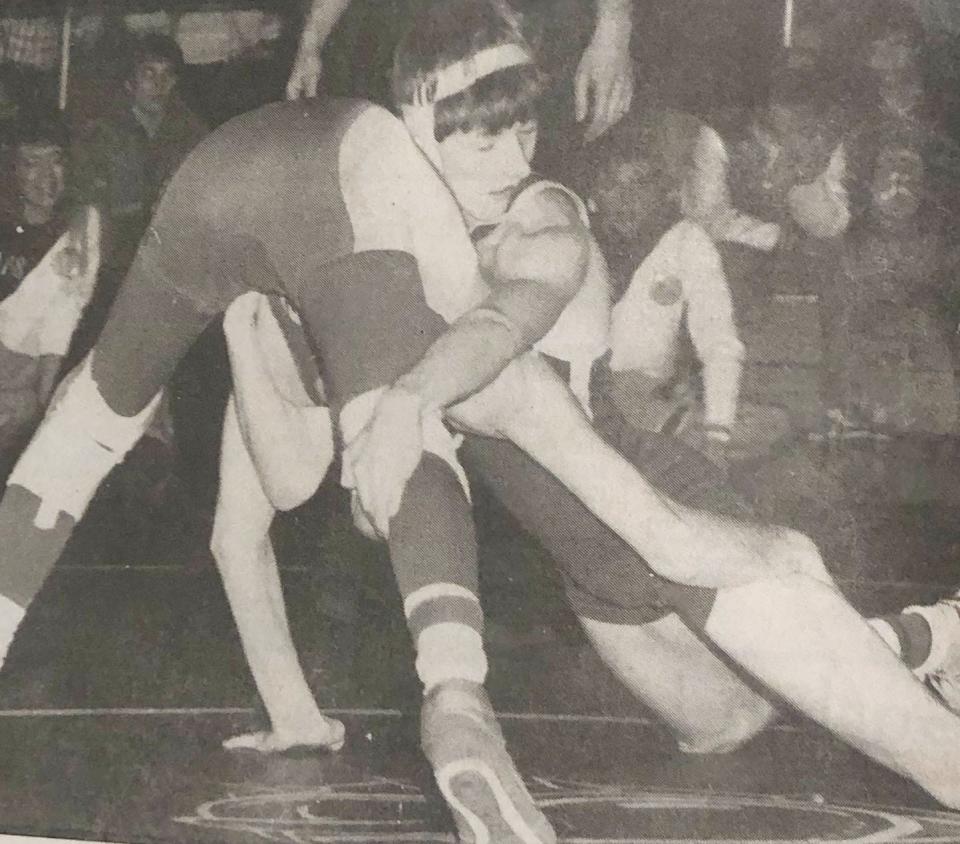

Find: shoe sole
437;757;554;844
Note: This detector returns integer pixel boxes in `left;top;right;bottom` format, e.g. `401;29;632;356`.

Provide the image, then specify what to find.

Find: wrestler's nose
498;131;531;183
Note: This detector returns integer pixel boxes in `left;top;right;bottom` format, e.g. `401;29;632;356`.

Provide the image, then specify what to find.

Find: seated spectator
832;132;960;434
586;107;784;469
0;112;70;302
852;10;960;226
70;33;208;272
0;112;99;465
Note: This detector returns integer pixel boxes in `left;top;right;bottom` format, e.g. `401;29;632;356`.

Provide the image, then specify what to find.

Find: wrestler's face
871;147;923;223
15;142;65;224
438;120;538;221
128;58;176;115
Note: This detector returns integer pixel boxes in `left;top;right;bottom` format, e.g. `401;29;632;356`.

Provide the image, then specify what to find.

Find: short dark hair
3;106;68;152
123;33;184;81
392;0;546;141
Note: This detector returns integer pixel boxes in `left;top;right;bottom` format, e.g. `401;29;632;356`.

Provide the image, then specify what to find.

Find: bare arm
681;223;744;431
575;0;634;141
286;0;353;99
345;183;590;533
397;188;590;414
787;142;850;239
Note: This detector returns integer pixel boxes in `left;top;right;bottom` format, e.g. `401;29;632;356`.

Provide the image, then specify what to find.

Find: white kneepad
8;357;161;528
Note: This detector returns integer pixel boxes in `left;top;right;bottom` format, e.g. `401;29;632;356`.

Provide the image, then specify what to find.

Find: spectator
69;35;216;518
0;111;69;301
833;131;960;434
0;111;99;466
586;108;783;469
71;33;208;272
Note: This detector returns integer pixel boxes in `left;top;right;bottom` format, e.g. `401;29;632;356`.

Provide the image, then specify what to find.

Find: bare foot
223;716;345;754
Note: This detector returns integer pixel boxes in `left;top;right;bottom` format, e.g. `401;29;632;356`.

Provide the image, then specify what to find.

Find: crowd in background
0;0;957;551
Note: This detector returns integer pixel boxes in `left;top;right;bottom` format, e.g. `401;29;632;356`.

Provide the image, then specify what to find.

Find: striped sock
404;583;487;692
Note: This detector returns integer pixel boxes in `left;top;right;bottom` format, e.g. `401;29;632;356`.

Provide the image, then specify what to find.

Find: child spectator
0;112;99;466
70;33;207;272
586;107;783;468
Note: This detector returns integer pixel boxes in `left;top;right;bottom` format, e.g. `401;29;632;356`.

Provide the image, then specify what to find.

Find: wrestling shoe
421;679;555;844
904;593;960;713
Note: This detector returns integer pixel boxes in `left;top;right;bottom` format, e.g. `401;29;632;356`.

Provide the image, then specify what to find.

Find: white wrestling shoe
904;593;960;713
421;679;555;844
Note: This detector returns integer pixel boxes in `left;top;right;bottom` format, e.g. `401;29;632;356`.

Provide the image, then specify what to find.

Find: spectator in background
585;107;780;470
71;34;207;273
0;112;99;468
70;34;215;523
0;113;69;302
833;131;960;435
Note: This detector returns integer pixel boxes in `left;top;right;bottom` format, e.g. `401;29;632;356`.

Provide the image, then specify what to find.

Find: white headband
402;42;533;169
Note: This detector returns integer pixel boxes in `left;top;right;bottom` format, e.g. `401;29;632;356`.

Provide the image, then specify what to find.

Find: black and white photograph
2;1;960;841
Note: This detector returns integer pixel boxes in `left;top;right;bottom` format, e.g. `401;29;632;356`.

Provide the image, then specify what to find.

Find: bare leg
450;353;824;590
706;573;960;808
452;356;960;805
581;614;776;753
212;396;344;753
223;292;333;512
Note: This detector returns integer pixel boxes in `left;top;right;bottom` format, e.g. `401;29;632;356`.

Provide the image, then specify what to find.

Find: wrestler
210;1;960;828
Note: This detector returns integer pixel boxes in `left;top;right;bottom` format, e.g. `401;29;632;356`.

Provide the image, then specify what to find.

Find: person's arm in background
286;0;353;99
575;0;634;142
787;141;851;239
680;222;745;443
683;124;782;251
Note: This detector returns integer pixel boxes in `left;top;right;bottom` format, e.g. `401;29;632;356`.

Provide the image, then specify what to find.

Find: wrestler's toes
223;718;346;754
